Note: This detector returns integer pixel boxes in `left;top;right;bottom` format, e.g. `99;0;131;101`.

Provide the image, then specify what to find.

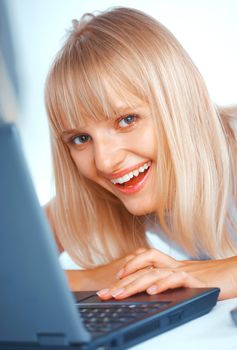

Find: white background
6;0;237;205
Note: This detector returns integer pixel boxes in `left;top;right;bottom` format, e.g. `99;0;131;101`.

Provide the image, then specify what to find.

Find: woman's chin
123;202;154;216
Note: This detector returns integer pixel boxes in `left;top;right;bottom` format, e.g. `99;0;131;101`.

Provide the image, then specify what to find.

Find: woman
44;7;237;300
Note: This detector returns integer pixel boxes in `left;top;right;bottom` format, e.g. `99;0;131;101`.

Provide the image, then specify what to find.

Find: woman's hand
65;253;137;291
97;248;237;300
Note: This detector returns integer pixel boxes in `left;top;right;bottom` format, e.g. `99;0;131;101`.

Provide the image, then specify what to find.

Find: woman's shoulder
43;198;64;253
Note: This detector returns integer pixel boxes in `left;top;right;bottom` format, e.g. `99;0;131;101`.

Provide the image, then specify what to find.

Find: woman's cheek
70;149;96;180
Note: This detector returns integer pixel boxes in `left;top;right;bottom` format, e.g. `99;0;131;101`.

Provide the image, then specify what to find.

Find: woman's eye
118;114;137;128
71;134;91;145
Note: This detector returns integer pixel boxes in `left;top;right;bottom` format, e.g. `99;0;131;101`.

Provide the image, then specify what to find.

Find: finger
108;269;173;300
146;271;206;295
134;248;148;256
117;248;179;279
124;253;136;263
98;268;156;300
124;248;147;263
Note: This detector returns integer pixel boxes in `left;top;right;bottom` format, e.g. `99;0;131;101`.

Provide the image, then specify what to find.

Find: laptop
0;123;220;350
231;306;237;325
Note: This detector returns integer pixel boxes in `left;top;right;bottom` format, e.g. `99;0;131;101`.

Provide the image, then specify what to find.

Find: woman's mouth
110;161;152;194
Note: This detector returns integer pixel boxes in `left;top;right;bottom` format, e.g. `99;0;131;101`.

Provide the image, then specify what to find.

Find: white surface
132;297;237;350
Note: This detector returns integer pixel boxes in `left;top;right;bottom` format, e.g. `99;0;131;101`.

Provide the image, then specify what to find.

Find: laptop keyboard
78;302;169;337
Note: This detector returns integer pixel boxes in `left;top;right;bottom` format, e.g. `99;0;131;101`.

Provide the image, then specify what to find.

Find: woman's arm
97;248;237;300
65;255;135;291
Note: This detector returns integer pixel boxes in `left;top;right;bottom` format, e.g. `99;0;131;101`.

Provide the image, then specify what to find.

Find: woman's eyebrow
61;129;81;141
112;103;145;117
62;129;78;135
116;103;144;113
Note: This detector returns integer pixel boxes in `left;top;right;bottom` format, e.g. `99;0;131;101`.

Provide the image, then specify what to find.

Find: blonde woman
44;7;237;301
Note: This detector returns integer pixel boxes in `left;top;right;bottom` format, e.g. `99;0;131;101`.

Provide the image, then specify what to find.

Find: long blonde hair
45;7;237;267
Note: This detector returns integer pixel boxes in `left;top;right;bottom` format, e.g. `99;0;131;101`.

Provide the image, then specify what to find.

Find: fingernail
116;268;124;279
111;288;125;297
147;285;158;294
96;288;110;296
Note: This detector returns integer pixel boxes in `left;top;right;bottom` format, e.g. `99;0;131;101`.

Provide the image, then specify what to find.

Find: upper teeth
111;161;151;185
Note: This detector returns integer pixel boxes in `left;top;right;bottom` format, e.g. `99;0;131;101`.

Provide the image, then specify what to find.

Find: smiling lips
110;161;152;194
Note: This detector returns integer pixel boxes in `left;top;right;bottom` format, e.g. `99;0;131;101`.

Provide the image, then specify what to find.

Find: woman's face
62;96;158;216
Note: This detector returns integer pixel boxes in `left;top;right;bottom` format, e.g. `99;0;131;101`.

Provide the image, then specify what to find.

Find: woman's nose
93;137;125;175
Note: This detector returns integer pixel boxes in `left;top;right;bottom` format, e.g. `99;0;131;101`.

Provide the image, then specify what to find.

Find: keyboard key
79;301;171;337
